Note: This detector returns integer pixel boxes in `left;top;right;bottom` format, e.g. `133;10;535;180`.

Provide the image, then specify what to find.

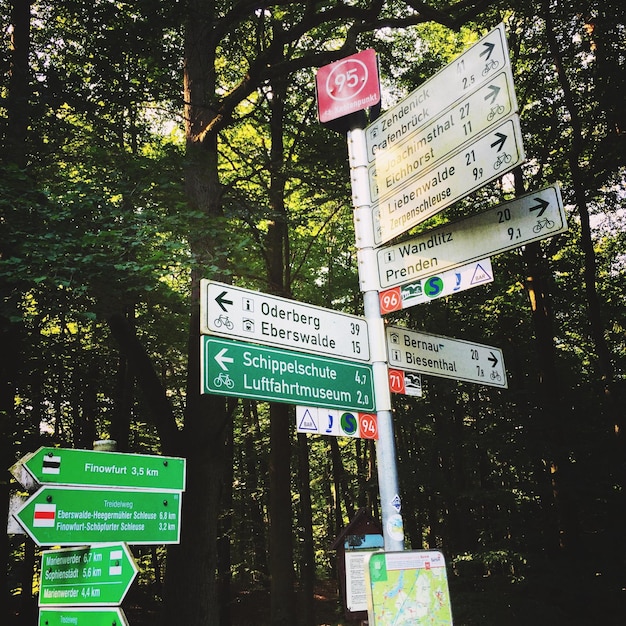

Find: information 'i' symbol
424;276;444;298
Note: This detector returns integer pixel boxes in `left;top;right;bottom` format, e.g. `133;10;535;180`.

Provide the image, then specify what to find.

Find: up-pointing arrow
214;348;234;371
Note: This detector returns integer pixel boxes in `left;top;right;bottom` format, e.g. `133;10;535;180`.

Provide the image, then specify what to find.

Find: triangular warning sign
471;262;493;284
298;408;318;432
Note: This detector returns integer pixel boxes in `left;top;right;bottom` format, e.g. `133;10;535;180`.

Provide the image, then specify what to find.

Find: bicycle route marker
371;114;525;246
39;543;137;607
19;447;186;492
39;607;129;626
386;325;507;388
201;335;376;411
375;184;566;291
378;258;493;314
200;279;370;362
13;486;182;546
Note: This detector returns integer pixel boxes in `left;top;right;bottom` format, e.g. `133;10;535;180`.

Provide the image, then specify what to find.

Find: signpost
39;543;137;606
200;279;370;362
386;325;507;388
378;259;493;314
369;114;525;246
21;447;186;492
296;406;378;439
39;607;129;626
375;184;566;291
316;49;380;123
201;336;376;411
14;486;182;546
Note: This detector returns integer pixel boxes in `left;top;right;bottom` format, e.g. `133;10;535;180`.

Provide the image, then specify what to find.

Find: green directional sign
39;607;129;626
201;336;376;411
15;486;182;546
39;543;137;606
23;447;185;491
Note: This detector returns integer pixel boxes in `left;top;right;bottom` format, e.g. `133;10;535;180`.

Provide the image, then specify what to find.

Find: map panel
365;550;453;625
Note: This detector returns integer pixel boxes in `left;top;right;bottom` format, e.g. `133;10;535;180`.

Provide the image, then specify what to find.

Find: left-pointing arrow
215;290;233;312
215;348;234;371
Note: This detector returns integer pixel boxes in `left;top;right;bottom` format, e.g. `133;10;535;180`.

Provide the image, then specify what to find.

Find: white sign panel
372;114;525;245
296;406;378;439
376;184;566;290
386;326;507;388
378;258;493;314
201;280;370;362
369;68;517;204
365;23;510;161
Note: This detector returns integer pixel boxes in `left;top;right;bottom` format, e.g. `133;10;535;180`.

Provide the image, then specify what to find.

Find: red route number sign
359;413;378;440
315;49;380;123
379;287;403;314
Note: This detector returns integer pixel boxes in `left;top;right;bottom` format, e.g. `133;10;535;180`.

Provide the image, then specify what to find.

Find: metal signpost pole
348;124;404;551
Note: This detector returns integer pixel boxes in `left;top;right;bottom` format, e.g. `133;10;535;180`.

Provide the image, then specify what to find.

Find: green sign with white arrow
201;336;376;411
39;607;129;626
39;543;137;606
14;486;182;546
22;447;186;492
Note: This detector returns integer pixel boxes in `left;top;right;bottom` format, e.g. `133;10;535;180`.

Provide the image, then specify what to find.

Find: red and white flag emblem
33;503;56;527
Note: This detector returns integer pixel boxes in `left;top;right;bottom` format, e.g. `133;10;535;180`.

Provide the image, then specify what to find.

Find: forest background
1;0;625;624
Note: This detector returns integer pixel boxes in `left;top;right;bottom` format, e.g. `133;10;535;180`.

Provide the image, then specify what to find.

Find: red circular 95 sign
316;49;380;123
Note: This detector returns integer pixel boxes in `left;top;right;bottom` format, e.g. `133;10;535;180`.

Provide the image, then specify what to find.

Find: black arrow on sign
480;40;495;61
488;352;499;368
490;132;507;152
529;196;550;218
484;84;500;105
215;291;233;312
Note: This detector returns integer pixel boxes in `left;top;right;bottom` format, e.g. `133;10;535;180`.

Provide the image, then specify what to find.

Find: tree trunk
162;0;232;623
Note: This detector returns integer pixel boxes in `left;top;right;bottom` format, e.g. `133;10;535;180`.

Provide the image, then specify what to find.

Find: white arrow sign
376;184;566;291
386;326;507;388
369;68;518;205
200;280;370;362
371;114;525;245
365;23;511;161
